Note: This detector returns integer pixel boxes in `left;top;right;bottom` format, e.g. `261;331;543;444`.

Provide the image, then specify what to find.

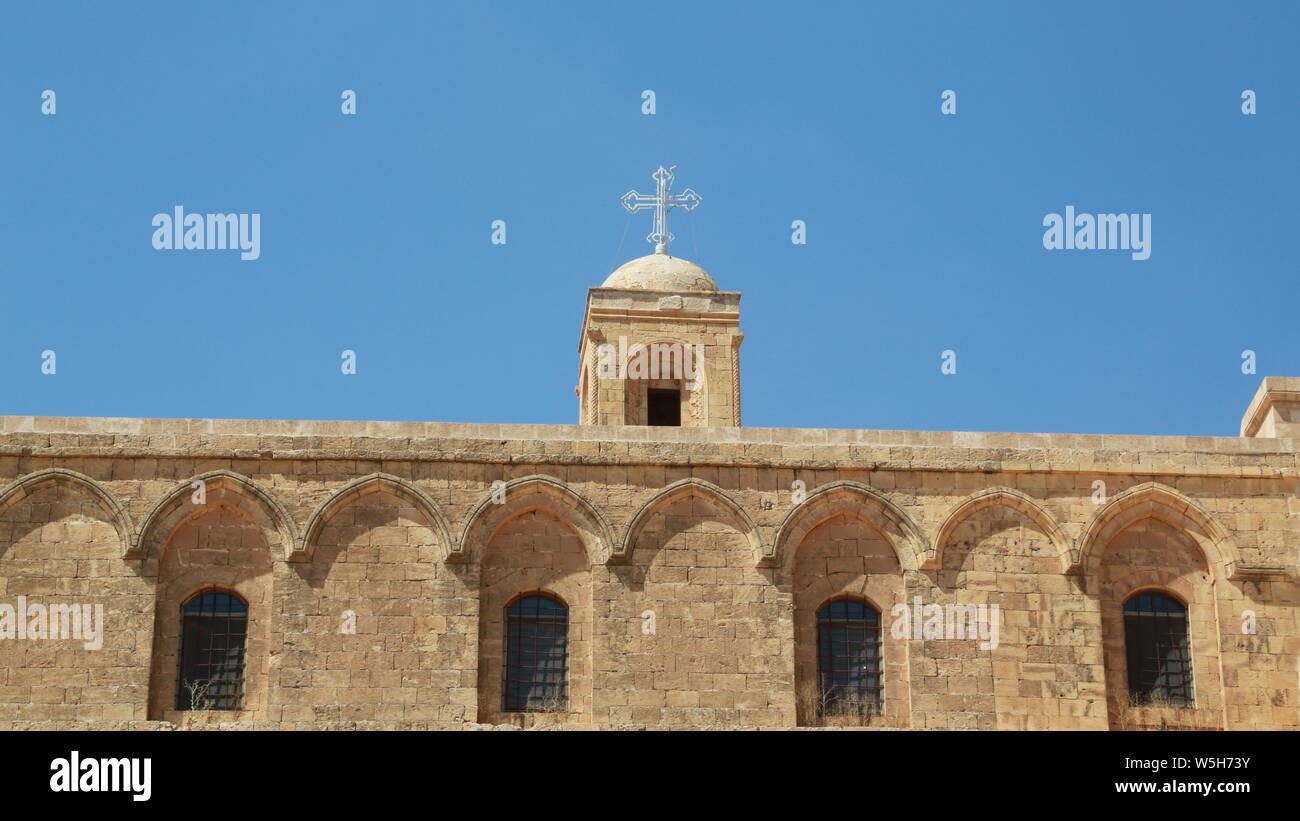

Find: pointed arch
456;474;615;565
133;470;298;561
1076;482;1237;579
0;468;134;556
298;473;452;561
931;487;1071;572
769;480;926;574
618;477;762;564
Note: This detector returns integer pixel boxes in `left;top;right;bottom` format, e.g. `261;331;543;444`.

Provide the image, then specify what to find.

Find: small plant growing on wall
182;679;218;729
1114;692;1201;731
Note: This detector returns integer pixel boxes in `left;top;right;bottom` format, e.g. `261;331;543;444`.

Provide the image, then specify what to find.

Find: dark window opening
647;388;681;426
1123;591;1193;706
816;598;883;717
177;589;248;711
503;594;568;712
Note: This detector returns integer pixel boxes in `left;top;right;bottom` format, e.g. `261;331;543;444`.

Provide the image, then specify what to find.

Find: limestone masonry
1;253;1296;730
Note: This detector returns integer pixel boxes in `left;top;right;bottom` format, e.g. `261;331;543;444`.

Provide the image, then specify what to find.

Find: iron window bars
503;594;569;712
1123;591;1193;706
177;589;248;711
816;598;883;717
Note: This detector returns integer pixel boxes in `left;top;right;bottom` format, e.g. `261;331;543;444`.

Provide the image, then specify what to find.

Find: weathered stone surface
0;409;1294;730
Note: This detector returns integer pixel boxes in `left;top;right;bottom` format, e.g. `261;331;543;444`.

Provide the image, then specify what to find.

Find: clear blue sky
2;1;1295;436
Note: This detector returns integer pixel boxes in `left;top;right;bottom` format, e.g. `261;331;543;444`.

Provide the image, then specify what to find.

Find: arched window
1123;591;1193;706
503;594;568;712
177;589;248;711
816;598;882;716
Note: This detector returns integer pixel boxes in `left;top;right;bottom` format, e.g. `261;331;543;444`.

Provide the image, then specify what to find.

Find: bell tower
576;167;743;427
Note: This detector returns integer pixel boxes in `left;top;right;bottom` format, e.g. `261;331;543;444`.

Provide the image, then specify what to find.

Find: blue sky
2;1;1295;436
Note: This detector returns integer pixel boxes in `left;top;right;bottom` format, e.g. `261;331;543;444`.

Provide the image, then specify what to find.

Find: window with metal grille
176;589;248;711
1123;591;1193;706
816;598;883;716
503;594;568;712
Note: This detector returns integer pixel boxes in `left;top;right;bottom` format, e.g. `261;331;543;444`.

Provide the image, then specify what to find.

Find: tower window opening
647;388;681;426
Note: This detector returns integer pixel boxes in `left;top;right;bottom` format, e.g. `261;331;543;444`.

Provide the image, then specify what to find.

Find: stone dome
601;253;718;292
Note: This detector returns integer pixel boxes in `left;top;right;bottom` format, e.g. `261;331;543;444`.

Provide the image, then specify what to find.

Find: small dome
601;253;718;292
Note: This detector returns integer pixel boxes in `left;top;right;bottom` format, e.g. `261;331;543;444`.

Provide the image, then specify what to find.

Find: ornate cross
620;165;702;255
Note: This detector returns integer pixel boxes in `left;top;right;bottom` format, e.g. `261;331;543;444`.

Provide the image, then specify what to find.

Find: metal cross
620;165;702;255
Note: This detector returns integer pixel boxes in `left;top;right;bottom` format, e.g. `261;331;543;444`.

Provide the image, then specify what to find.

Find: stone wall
0;416;1295;729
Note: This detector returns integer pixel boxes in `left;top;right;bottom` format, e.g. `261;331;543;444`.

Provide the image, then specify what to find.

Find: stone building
0;250;1296;730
